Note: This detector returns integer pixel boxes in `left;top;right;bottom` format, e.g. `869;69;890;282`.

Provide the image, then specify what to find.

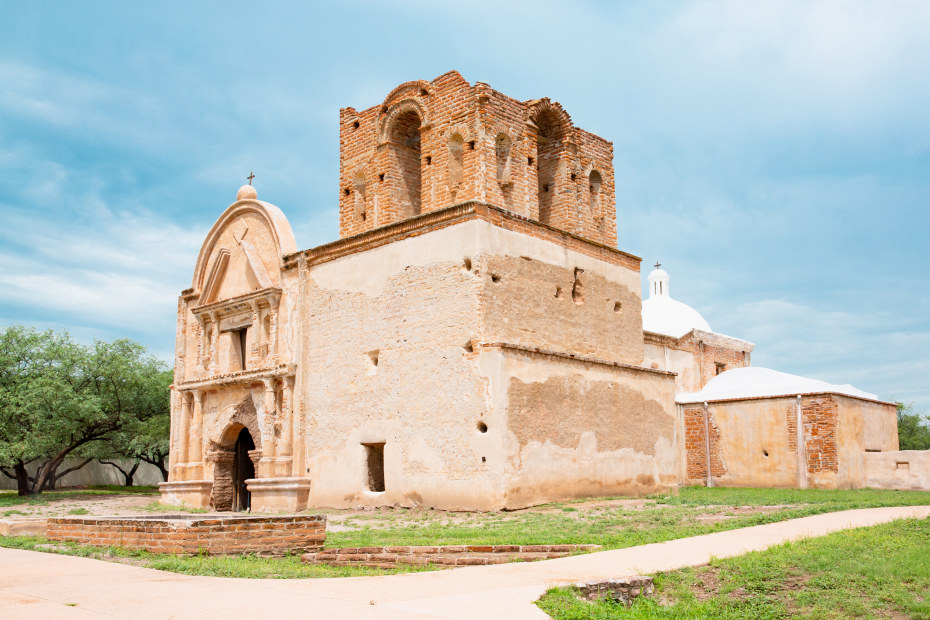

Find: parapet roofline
676;391;895;407
643;328;755;352
282;201;641;271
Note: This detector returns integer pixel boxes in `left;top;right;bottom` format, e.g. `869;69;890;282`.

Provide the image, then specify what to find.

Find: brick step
301;543;600;568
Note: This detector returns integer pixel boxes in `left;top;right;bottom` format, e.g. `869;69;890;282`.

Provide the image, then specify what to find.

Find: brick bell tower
338;71;618;247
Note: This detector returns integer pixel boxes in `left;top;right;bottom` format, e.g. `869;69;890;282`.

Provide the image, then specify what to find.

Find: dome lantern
647;262;669;299
641;263;712;338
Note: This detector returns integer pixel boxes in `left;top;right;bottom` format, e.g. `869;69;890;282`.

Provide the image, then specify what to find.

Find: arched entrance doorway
232;428;255;512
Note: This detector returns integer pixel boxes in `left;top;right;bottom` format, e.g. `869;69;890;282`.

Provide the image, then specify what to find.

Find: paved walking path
2;506;928;619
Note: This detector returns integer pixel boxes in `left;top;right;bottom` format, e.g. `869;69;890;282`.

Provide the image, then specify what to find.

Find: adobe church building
160;71;923;513
160;71;680;513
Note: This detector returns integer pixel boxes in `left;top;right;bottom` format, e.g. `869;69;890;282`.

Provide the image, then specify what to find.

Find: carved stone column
207;311;218;375
249;300;261;367
267;308;278;364
274;375;295;477
280;375;295;458
187;389;204;478
175;391;192;477
260;378;277;477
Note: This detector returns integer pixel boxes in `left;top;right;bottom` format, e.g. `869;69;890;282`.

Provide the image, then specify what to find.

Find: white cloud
703;297;930;408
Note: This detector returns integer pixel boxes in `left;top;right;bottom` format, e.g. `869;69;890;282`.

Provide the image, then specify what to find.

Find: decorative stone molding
176;363;295;391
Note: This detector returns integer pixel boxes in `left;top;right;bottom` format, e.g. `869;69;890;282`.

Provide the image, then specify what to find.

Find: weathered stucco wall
301;220;497;510
699;397;799;488
832;395;898;489
477;347;678;509
298;218;663;509
865;450;930;491
644;341;697;390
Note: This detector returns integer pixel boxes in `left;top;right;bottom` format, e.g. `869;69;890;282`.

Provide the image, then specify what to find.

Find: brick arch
381;80;432;110
378;99;429;146
526;99;573;139
444;122;474;144
213;394;263;452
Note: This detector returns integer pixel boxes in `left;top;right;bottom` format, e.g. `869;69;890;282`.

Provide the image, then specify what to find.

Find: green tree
0;326;170;494
99;368;173;484
897;402;930;451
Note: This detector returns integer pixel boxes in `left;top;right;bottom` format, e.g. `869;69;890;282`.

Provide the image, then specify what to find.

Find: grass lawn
1;486;928;581
0;534;431;579
536;516;930;619
325;487;930;551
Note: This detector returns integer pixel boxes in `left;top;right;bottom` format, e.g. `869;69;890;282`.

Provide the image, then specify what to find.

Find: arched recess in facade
191;198;297;298
378;98;429;220
208;396;265;512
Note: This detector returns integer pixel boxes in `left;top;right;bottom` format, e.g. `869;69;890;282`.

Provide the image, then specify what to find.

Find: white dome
641;265;711;338
677;367;879;403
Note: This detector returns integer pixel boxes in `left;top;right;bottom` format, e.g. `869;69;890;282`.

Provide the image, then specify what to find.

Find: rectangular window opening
715;362;726;376
237;328;249;370
364;443;385;492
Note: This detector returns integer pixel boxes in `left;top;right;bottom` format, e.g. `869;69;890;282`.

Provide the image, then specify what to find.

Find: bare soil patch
1;489;160;519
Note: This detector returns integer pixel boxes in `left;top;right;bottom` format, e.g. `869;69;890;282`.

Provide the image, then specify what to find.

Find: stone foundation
158;480;213;509
247;477;311;512
574;576;655;605
46;514;326;556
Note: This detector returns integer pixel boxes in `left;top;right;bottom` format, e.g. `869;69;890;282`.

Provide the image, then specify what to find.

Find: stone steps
301;543;601;568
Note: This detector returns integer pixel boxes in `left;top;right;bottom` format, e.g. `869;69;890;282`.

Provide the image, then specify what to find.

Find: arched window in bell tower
534;109;564;225
386;110;422;217
588;169;603;229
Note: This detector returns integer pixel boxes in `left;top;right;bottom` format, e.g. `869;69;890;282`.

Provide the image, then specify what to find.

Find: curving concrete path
1;506;928;619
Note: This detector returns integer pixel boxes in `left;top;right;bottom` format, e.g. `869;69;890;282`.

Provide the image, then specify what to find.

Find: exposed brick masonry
683;406;726;481
338;71;617;246
302;544;600;569
46;515;326;556
803;396;839;474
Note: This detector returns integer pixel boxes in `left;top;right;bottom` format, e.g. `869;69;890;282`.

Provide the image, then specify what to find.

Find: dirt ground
1;488;795;534
0;489;161;519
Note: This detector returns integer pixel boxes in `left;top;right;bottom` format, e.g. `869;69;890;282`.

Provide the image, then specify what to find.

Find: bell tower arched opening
387;109;423;218
534;109;565;225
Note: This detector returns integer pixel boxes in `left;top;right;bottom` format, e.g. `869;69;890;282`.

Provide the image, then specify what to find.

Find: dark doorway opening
233;428;255;512
363;443;385;493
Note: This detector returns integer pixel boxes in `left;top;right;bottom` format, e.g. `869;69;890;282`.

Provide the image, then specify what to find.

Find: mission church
160;71;911;513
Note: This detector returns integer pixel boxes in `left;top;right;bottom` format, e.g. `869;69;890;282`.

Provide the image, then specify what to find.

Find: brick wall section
338;71;617;246
786;403;798;453
303;544;601;568
46;515;326;556
693;341;751;390
683;406;726;481
803;396;839;474
647;331;752;392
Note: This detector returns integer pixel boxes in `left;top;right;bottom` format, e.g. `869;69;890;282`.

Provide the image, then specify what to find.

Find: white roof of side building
677;367;881;404
641;265;712;339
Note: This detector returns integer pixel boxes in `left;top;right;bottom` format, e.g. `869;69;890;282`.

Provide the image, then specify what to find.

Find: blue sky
2;1;928;411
